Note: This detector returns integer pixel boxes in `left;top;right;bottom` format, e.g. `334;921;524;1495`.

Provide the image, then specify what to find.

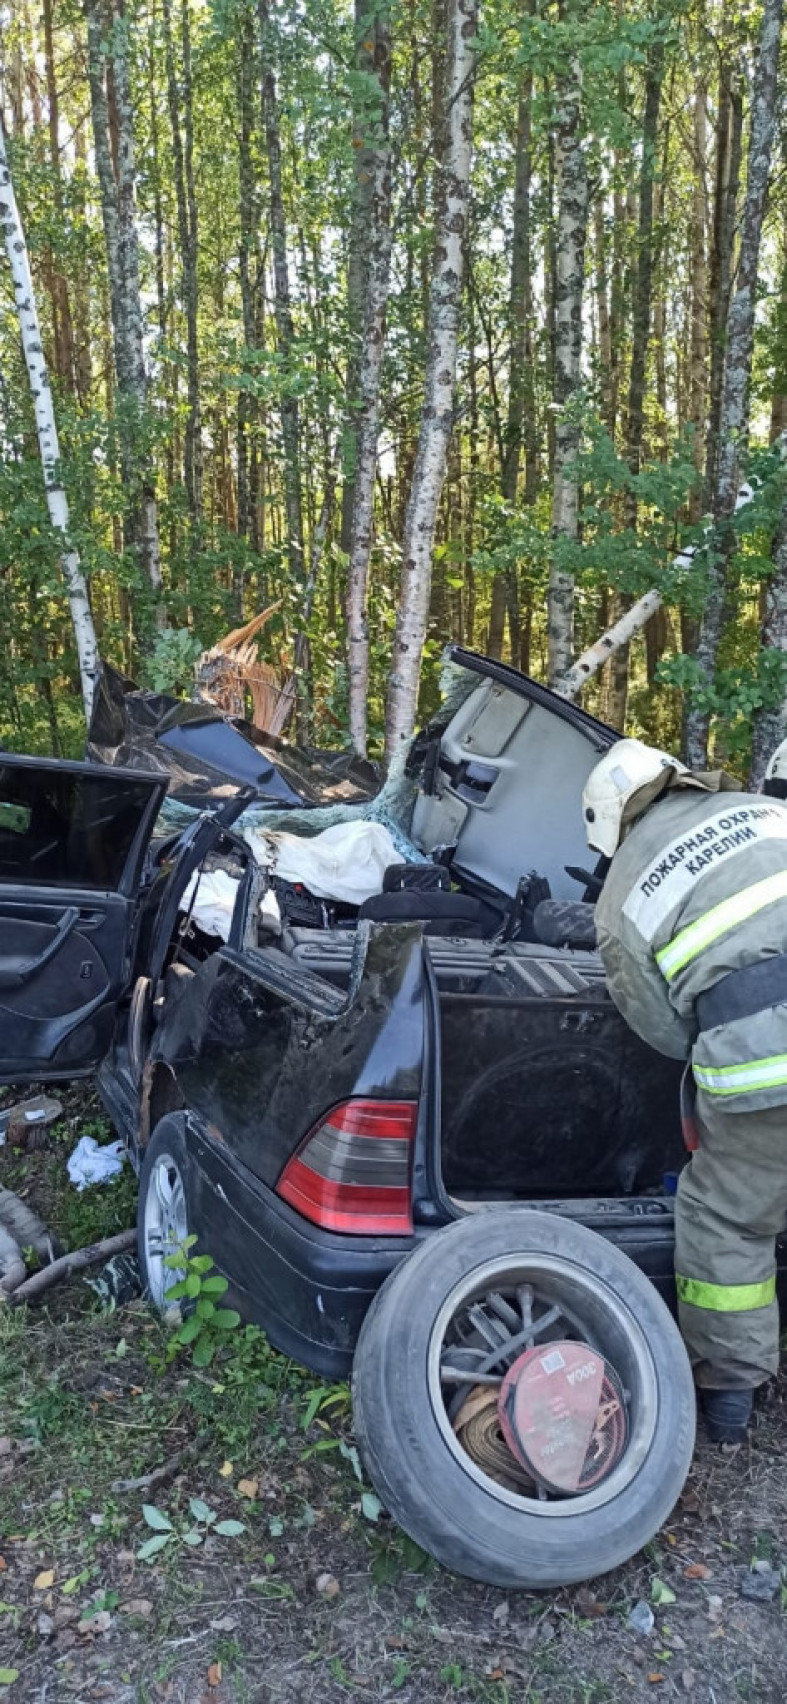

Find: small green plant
137;1497;245;1562
164;1238;241;1366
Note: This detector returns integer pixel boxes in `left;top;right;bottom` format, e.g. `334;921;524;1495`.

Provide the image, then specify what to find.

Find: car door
0;754;167;1081
409;647;618;903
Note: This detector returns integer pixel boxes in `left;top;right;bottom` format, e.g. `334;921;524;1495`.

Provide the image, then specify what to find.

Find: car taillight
276;1099;417;1235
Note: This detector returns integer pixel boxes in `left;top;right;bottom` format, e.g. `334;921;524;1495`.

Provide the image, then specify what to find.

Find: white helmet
764;737;787;798
582;738;688;859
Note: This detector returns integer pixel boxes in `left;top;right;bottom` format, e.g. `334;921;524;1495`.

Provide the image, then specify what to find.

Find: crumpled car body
2;647;784;1375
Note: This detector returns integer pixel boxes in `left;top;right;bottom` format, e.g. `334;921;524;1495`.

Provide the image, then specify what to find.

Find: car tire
137;1115;193;1312
352;1208;695;1589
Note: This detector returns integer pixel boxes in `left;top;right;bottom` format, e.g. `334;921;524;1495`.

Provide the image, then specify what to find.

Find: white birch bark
0;124;98;720
383;0;478;766
548;37;588;687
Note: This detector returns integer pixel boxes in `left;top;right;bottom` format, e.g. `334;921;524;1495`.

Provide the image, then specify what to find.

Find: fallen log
6;1229;135;1307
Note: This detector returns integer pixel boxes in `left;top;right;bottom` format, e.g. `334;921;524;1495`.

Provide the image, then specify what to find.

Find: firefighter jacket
594;779;787;1113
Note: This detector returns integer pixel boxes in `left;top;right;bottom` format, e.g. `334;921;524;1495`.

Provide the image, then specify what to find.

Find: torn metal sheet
86;661;378;809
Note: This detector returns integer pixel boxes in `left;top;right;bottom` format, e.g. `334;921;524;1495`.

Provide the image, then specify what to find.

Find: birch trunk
0;123;98;719
547;30;588;687
345;8;393;757
685;0;783;768
383;0;478;765
258;0;305;594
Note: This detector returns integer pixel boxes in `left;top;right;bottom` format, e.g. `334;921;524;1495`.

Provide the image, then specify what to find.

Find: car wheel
352;1208;695;1589
137;1117;192;1311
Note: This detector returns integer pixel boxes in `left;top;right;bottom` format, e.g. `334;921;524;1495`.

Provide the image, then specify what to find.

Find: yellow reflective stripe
656;870;787;981
676;1273;776;1312
694;1053;787;1095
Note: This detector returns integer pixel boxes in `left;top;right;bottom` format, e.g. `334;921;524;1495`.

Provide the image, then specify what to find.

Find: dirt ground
1;1089;786;1704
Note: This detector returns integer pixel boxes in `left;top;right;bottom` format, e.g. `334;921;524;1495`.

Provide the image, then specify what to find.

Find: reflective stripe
694;1053;787;1096
655;870;787;981
676;1273;776;1312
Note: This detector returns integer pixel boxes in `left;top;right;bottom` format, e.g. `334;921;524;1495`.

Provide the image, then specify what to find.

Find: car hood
86;662;379;809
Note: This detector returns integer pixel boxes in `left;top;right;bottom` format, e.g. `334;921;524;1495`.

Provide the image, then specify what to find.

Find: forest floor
1;1089;787;1704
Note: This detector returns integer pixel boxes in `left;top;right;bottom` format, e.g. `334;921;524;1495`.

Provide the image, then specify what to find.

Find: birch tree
383;0;478;765
0;122;98;720
547;25;588;688
684;0;783;767
345;4;393;757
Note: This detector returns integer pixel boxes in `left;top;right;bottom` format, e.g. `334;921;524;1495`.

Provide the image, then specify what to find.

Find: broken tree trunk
8;1230;136;1308
0;120;98;720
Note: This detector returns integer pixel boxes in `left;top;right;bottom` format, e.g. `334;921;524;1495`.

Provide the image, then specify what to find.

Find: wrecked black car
0;649;711;1586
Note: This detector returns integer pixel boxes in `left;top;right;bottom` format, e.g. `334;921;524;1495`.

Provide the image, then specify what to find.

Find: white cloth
67;1136;126;1191
180;868;281;941
243;820;400;905
181;868;240;940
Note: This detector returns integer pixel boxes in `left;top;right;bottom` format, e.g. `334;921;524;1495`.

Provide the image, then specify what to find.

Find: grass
2;1082;787;1702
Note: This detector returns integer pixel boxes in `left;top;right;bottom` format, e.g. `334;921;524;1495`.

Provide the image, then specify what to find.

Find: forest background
2;0;787;780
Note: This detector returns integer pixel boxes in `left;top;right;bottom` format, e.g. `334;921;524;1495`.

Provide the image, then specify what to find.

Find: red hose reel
498;1340;628;1496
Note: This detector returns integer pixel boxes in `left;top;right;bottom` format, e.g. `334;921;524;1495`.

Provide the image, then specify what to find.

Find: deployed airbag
243;820;401;905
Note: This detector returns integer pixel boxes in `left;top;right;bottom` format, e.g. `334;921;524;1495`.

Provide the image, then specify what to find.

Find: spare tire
352;1208;695;1589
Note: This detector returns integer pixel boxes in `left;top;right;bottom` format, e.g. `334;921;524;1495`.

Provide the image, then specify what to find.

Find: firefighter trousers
674;1095;787;1389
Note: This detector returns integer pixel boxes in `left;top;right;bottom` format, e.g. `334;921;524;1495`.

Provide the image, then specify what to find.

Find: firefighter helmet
582;739;688;859
764;737;787;799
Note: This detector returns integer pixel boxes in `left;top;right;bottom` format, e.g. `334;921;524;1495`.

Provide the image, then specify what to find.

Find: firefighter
582;737;787;1443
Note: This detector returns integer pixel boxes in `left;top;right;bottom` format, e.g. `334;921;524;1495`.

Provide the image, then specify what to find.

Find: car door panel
0;757;167;1081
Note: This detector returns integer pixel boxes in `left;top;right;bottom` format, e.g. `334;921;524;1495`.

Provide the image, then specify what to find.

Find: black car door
0;755;167;1081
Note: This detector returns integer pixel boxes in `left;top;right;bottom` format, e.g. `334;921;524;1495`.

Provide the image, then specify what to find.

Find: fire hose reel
498;1340;628;1496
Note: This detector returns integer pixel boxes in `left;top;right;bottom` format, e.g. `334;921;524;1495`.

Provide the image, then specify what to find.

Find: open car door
410;648;618;905
0;755;167;1082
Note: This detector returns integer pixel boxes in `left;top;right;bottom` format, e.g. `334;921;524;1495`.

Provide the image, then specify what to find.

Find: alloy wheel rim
143;1151;189;1308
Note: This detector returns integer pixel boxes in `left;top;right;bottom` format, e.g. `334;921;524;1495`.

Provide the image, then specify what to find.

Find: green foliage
137;1496;245;1562
140;628;205;693
164;1238;242;1367
2;0;786;769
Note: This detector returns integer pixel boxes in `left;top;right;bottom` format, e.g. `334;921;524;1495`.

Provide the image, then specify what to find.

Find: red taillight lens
276;1099;417;1235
